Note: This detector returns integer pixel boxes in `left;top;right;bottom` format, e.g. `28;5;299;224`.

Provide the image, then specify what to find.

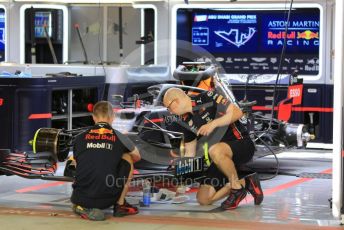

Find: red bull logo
89;128;113;135
85;128;116;142
297;30;319;40
268;31;296;39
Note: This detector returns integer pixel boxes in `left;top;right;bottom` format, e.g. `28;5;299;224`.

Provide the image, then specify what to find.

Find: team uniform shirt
176;91;255;189
71;122;135;208
178;91;249;144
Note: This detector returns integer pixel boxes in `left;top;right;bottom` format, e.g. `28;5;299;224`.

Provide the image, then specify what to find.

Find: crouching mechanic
163;88;263;210
71;101;141;220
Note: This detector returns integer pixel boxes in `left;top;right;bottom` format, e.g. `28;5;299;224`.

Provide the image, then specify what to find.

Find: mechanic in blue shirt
71;101;141;220
163;87;263;210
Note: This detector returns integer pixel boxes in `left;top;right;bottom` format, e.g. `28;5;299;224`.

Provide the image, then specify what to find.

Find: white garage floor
0;149;342;230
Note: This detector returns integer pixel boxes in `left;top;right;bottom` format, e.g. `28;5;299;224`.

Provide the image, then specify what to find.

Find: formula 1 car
0;62;313;183
113;62;313;166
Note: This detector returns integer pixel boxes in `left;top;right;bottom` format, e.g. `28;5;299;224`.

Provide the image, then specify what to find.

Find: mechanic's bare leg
197;183;231;205
117;154;134;205
209;143;245;189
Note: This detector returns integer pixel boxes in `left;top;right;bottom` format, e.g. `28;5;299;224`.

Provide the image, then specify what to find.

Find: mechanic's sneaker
72;205;105;221
113;200;139;217
245;173;264;205
221;186;247;210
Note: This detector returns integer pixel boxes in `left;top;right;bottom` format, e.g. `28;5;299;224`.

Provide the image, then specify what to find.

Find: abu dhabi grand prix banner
177;8;320;76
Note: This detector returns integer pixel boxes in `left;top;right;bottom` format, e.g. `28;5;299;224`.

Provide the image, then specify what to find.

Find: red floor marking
108;215;342;230
14;168;333;200
16;182;66;193
262;177;313;197
0;207;342;230
256;168;332;198
242;168;332;204
3;168;339;229
321;168;332;174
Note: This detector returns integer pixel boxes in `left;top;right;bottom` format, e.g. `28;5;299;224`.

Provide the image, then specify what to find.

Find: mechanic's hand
197;122;217;136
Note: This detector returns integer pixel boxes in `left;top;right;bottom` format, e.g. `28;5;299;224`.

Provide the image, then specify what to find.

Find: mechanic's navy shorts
71;159;131;209
200;138;255;191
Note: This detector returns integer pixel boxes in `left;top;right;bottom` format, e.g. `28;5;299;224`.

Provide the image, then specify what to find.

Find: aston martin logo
214;27;256;48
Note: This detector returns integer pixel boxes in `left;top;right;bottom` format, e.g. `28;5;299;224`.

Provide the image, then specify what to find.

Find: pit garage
0;0;343;229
